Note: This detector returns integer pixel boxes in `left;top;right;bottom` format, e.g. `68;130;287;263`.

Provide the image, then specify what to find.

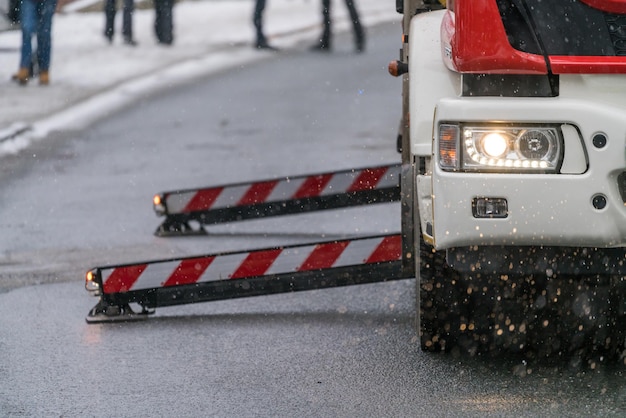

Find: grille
605;14;626;56
498;0;626;57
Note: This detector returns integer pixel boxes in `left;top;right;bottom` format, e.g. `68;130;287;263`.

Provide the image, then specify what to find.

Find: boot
310;30;331;51
255;34;277;51
310;38;331;51
11;67;30;85
39;71;50;86
355;30;365;53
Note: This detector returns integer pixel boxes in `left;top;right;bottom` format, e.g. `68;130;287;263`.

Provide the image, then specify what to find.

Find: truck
85;0;626;361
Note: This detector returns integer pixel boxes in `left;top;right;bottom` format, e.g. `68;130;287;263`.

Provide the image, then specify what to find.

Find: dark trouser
104;0;134;40
154;0;174;44
320;0;363;47
253;0;266;44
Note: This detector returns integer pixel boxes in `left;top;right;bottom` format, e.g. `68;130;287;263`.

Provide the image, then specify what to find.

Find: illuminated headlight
438;124;563;172
85;269;101;295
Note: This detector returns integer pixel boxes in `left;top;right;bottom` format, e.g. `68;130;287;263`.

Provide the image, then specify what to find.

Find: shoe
11;67;29;85
123;37;137;46
309;42;331;52
354;27;365;54
355;34;366;53
104;29;113;44
255;36;278;51
39;71;49;86
255;41;278;51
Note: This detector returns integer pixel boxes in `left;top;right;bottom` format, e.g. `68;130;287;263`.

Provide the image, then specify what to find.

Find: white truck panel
429;93;626;249
409;10;459;157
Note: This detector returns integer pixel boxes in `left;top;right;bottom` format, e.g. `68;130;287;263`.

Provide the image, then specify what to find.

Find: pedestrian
104;0;136;45
154;0;174;45
11;0;57;85
311;0;365;53
253;0;276;50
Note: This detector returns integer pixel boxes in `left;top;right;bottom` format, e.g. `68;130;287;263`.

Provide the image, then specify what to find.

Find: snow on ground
0;0;399;156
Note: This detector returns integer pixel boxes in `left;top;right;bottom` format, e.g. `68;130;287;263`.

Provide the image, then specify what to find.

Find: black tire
418;237;468;352
418;243;537;356
419;239;626;363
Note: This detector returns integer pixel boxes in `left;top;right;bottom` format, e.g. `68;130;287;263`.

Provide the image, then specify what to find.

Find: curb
0;122;32;143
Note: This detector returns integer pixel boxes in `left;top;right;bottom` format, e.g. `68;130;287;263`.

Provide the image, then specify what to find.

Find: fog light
472;197;508;218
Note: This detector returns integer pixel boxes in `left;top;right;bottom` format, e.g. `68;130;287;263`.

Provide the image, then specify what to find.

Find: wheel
419;241;626;363
418;238;529;355
418;236;468;352
524;274;626;365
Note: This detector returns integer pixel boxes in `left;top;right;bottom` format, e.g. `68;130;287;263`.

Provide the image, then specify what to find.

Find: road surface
0;23;625;417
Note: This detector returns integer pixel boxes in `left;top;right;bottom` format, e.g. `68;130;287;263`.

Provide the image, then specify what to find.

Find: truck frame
85;0;626;361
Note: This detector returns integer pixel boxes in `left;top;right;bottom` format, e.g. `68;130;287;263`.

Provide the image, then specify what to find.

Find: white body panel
409;11;626;251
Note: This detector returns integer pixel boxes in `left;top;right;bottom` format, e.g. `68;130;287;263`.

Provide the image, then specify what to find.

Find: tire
418;240;626;362
418;239;534;355
524;274;626;365
418;236;468;352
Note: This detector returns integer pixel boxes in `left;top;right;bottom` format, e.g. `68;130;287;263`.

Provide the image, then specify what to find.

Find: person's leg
35;0;57;84
14;0;36;83
344;0;364;52
311;0;331;50
104;0;116;41
19;0;36;69
154;0;173;45
253;0;266;45
122;0;135;44
252;0;265;43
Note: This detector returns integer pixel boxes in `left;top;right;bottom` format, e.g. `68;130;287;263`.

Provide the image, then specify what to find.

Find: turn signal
388;60;408;77
85;269;101;295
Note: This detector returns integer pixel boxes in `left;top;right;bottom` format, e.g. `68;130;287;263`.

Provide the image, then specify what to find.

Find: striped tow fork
85;163;410;322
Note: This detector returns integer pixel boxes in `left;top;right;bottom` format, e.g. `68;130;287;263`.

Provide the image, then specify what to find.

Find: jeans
20;0;57;71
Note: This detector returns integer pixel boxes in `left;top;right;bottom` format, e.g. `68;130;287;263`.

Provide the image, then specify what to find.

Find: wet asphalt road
1;23;625;417
2;279;626;416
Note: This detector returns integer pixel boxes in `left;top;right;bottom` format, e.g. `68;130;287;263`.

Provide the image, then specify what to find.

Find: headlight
438;123;563;172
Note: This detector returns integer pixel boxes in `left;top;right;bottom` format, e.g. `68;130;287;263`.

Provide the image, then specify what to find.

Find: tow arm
153;164;401;236
85;164;411;323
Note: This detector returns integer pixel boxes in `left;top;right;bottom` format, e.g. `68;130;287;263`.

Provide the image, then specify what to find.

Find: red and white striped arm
100;235;402;294
162;164;400;214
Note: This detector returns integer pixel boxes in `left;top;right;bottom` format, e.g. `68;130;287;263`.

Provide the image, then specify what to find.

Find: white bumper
422;75;626;250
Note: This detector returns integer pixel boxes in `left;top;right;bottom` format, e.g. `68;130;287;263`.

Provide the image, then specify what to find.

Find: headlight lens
439;124;562;172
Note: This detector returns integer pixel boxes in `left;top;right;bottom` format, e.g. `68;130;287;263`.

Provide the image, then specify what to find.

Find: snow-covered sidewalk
0;0;399;155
